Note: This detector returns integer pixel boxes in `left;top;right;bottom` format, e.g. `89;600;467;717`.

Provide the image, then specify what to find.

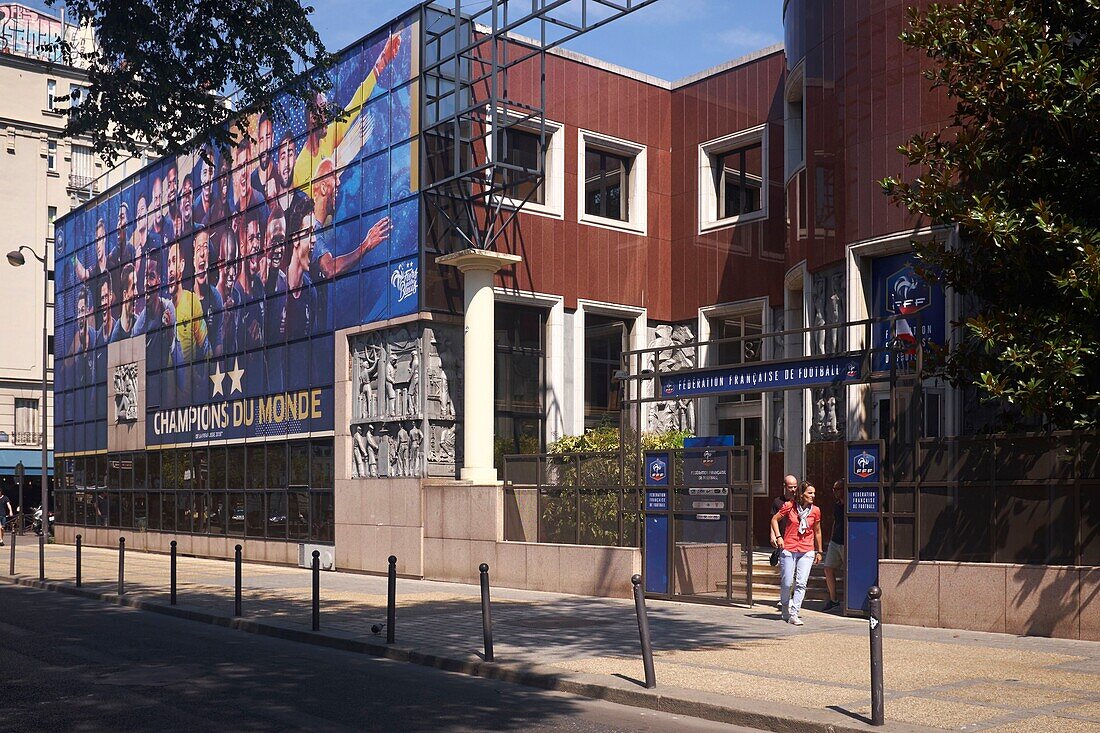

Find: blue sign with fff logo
643;451;670;594
646;454;669;486
847;443;881;485
845;441;883;613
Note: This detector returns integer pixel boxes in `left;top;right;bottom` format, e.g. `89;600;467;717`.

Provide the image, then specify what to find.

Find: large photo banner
870;252;946;373
54;17;420;451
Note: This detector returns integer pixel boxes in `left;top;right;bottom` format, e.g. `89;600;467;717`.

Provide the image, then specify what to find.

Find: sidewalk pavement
3;541;1100;733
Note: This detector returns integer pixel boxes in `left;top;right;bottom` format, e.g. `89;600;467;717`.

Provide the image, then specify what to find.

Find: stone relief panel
114;363;138;423
647;323;696;433
349;323;461;479
810;266;846;441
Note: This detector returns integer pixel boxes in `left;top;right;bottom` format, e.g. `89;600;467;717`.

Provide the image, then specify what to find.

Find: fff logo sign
887;264;930;315
648;458;667;483
853;450;877;479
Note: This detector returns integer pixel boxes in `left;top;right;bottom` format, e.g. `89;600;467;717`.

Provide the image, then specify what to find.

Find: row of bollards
55;537;887;725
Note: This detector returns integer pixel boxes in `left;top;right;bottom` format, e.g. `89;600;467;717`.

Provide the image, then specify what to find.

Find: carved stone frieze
114;363;138;423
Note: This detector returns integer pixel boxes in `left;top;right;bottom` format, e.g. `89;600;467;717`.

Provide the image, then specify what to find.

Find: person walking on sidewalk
823;479;846;612
770;481;822;626
0;487;12;546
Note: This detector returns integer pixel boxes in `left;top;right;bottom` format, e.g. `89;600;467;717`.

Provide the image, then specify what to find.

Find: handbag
769;547;781;566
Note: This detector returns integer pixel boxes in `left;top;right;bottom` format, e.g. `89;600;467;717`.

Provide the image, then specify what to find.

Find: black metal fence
502;452;639;547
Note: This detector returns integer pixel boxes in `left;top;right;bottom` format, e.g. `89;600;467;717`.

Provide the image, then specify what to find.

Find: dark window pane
288;490;309;540
133;454;146;491
267;443;287;489
192;449;209;491
310;491;334;543
227;492;245;535
227;446;245;491
918;485;992;562
209;447;227;490
995;484;1075;565
176;491;193;533
289;442;310;486
134;493;148;531
147;451;162;490
311;440;333;489
717;142;762;220
146;493;161;530
583;148;630;221
161;491;176;532
107;492;120;528
495;127;544;204
247;445;266;490
208;492;226;535
266;491;287;540
120;492;133;528
245;492;265;537
192;492;210;534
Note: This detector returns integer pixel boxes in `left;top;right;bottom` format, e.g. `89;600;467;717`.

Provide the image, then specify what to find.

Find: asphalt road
0;583;761;733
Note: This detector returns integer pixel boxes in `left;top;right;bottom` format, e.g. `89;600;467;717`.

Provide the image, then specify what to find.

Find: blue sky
313;0;784;81
18;0;784;81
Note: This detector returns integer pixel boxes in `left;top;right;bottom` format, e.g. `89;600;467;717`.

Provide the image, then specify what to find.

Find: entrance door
643;447;755;605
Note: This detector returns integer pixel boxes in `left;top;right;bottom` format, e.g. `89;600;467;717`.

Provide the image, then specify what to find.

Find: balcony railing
13;431;42;446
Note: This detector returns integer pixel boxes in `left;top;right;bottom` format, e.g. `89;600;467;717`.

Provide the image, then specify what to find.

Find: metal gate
642;446;754;605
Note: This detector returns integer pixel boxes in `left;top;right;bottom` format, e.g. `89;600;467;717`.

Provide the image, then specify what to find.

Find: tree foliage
46;0;335;162
882;0;1100;428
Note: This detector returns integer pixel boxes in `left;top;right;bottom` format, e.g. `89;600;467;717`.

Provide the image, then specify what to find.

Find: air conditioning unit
298;543;336;571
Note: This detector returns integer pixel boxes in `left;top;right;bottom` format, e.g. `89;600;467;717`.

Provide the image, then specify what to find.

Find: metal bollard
868;585;884;726
386;555;397;644
75;533;82;587
117;537;125;596
631;574;656;689
479;563;494;662
8;520;15;575
234;544;242;617
311;550;320;631
170;540;178;605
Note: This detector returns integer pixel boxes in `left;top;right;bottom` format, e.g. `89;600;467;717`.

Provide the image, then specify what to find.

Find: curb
0;575;939;733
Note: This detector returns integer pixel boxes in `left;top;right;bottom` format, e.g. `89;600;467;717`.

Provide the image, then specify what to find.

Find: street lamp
7;243;50;580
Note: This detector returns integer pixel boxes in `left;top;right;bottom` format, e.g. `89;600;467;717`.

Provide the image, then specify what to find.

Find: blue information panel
845;441;883;614
644;452;670;594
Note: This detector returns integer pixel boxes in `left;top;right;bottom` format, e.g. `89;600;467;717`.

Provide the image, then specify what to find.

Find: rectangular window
71;144;94;189
47;79;56;111
69;85;84;107
48;206;57;239
716;144;762;220
14;398;39;445
584;315;628;430
47;139;57;172
699;125;768;232
584;149;630;221
495;127;544;205
494;303;546;466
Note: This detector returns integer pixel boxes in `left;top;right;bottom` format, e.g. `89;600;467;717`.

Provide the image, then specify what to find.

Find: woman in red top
769;482;823;626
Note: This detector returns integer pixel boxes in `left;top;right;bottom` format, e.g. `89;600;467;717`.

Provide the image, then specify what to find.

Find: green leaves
883;0;1100;429
43;0;335;163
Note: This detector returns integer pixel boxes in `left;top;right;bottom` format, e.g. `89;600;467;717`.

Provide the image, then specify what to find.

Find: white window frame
698;124;769;233
784;61;806;182
494;288;566;446
46;139;57;172
487;109;565;220
698;299;771;495
69;84;86;108
46;79;57;111
572;299;647;436
577;129;648;235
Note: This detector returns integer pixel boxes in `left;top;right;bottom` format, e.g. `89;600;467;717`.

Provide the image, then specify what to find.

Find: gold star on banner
228;358;245;395
210;362;226;397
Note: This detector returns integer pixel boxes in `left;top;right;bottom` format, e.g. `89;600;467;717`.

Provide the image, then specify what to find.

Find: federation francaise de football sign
658;354;865;399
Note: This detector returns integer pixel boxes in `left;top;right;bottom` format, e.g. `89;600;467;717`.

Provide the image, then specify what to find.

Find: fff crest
853;450;877;479
648;457;667;483
886;264;930;316
701;449;716;467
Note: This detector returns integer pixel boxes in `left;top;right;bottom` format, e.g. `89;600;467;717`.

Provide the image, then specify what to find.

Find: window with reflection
495;126;544;204
495;304;545;466
584;148;630;221
584;315;628;429
716;143;762;220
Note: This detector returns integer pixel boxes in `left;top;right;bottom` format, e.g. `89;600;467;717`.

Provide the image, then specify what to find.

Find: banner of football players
54;18;419;450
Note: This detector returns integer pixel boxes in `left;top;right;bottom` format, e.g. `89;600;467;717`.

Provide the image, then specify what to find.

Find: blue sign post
643;452;669;594
845;441;883;614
